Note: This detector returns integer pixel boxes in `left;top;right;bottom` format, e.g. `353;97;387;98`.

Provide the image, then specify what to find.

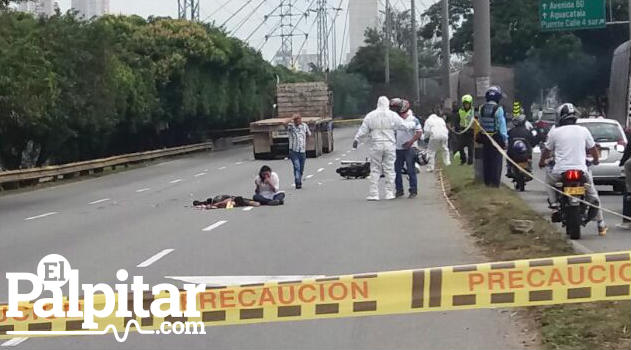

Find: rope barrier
475;119;631;221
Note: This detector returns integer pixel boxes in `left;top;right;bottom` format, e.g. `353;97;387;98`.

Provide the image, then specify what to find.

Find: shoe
279;200;284;205
385;194;396;200
408;193;417;199
366;196;379;201
396;191;405;198
598;222;608;236
296;184;302;189
615;222;631;230
268;200;281;206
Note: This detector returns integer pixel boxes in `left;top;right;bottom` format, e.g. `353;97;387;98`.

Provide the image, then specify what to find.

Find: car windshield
580;122;622;142
541;112;556;122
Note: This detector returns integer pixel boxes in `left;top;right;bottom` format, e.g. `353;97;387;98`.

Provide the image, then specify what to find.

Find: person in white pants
423;113;451;172
353;96;406;201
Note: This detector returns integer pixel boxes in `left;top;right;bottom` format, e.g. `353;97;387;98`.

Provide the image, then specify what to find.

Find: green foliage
0;12;308;169
421;0;629;111
328;70;371;116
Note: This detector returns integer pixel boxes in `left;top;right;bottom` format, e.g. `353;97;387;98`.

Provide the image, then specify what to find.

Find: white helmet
557;103;578;123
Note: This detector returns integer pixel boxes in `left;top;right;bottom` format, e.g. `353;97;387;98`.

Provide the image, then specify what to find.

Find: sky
52;0;432;64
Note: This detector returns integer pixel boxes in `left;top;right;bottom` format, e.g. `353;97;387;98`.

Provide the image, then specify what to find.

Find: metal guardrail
0;119;364;187
0;142;213;186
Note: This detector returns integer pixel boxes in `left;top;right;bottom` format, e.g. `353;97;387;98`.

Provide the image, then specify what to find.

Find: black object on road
336;162;370;179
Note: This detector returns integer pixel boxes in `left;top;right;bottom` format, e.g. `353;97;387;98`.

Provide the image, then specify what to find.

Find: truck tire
565;205;581;240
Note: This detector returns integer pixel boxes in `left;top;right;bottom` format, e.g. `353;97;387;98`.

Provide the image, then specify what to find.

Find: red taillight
565;170;581;181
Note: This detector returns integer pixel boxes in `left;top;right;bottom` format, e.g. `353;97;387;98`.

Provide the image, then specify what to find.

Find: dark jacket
620;142;631;166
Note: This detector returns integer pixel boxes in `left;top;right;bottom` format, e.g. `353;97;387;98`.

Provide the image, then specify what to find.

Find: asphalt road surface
502;150;631;254
0;127;523;349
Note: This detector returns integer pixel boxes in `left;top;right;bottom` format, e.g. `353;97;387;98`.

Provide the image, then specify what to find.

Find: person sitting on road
254;165;285;206
193;195;260;209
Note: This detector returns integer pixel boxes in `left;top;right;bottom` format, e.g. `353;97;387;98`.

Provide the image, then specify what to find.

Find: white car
576;117;627;192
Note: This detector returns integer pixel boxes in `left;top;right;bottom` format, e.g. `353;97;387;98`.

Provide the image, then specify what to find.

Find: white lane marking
169;179;183;184
165;275;325;286
88;198;110;205
342;154;347;157
306;175;314;179
24;212;58;221
1;338;28;347
137;249;174;268
328;162;333;165
202;220;228;232
317;168;324;173
317;182;323;186
219;166;227;170
335;158;340;161
235;162;243;165
203;169;209;172
242;206;254;211
194;172;207;177
136;188;151;193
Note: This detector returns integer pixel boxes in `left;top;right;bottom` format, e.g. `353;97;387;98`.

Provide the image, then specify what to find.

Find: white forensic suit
354;96;406;200
423;113;451;171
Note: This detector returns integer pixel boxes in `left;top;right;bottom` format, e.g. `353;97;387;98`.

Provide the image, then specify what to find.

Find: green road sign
540;0;606;31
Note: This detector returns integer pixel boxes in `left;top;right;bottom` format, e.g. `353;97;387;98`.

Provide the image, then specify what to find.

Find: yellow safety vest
458;108;474;129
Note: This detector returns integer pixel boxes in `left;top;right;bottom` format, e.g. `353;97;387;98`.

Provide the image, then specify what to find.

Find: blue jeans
253;193;285;205
395;148;417;194
289;150;306;186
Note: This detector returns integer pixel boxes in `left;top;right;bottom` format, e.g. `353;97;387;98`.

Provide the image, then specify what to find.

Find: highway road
503;151;631;254
0;127;524;349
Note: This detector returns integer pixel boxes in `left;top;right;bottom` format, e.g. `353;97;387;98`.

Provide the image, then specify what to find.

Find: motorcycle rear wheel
565;205;582;240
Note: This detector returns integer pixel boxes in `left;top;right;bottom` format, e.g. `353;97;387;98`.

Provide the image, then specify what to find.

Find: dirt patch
442;164;631;350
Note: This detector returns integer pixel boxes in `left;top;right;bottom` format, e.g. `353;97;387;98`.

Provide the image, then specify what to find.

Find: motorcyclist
353;96;406;201
538;103;608;236
506;113;535;179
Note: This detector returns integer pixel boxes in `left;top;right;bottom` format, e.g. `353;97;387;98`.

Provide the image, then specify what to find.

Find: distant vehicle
250;82;334;159
576;117;627;192
534;108;557;143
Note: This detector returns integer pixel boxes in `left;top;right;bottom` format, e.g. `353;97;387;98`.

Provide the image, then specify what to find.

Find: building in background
347;0;379;62
17;0;56;16
71;0;109;18
293;53;319;72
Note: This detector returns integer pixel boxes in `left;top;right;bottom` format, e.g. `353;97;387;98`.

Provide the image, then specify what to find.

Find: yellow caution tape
1;251;629;339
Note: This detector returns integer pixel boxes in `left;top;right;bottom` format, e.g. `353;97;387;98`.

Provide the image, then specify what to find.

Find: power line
202;0;231;22
231;0;269;36
338;1;349;65
294;14;320;67
245;4;283;42
221;0;256;28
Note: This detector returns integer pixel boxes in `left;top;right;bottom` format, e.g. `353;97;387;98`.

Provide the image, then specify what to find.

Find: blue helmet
485;86;502;103
511;139;528;154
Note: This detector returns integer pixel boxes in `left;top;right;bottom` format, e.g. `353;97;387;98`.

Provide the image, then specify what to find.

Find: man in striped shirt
286;113;311;189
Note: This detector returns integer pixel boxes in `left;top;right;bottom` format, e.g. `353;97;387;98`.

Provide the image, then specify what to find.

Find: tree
420;0;629;110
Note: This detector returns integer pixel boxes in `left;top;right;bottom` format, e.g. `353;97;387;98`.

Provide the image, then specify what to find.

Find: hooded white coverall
424;114;451;171
354;96;405;200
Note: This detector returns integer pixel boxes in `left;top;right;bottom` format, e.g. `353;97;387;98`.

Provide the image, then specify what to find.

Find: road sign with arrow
540;0;606;31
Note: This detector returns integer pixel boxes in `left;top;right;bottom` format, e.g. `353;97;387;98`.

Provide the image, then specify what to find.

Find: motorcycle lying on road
550;164;599;240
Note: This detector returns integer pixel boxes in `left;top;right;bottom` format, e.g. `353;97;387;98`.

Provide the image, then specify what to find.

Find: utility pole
178;0;199;21
385;0;391;85
441;0;450;100
316;0;330;71
473;0;491;181
628;0;631;42
411;0;420;107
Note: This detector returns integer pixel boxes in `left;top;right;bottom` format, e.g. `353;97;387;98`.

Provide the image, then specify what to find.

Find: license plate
600;149;608;160
564;187;585;195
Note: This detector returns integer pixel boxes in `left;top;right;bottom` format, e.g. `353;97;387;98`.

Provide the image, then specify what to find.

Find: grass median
441;163;631;350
